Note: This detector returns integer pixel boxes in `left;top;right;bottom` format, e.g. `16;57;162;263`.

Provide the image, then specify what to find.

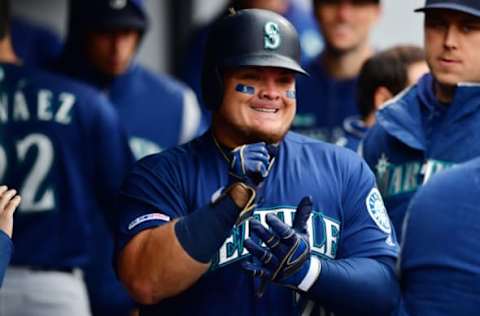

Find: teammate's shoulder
130;64;192;95
135;132;207;171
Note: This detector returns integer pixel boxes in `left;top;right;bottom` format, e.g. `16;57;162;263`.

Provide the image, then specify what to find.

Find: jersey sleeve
89;95;135;227
0;230;13;287
337;151;399;259
115;152;189;251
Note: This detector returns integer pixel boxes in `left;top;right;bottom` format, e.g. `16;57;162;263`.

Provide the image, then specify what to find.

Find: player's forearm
118;222;209;305
119;184;254;304
307;256;400;315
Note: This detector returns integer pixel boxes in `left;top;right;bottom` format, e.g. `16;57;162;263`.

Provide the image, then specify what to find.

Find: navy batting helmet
201;8;308;110
415;0;480;17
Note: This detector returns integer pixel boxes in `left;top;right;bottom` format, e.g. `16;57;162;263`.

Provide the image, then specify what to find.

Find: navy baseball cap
415;0;480;18
69;0;148;32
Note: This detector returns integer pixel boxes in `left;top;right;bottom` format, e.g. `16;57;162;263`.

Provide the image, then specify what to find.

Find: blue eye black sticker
286;90;296;100
236;84;256;95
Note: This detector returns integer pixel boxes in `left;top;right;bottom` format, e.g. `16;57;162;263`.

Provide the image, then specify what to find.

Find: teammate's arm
117;182;254;304
0;185;21;287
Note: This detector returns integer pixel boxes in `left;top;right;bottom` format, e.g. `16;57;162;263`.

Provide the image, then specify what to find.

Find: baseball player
0;0;134;314
115;9;399;316
337;45;427;151
397;157;480;315
180;0;323;116
293;0;381;143
54;0;205;160
361;0;480;241
52;1;206;314
0;186;21;288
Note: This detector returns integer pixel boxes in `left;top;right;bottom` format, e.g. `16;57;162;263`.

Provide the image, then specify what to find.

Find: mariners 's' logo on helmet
264;22;281;50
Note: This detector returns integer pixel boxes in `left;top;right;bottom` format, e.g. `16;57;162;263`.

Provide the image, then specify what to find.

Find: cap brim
415;3;480;18
223;54;309;76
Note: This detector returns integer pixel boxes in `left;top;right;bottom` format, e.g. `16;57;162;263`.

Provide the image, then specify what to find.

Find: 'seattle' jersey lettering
213;208;340;270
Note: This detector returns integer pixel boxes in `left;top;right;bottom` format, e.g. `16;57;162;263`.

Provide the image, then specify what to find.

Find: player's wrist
224;182;257;225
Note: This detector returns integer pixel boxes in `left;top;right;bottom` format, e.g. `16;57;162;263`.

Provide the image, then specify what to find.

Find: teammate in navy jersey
115;9;399;316
55;0;205;160
396;157;480;316
361;0;480;241
0;1;134;314
53;1;206;314
0;186;21;288
336;45;427;151
293;0;381;143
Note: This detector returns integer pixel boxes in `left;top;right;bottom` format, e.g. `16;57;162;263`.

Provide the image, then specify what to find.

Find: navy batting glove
243;196;321;297
230;142;271;186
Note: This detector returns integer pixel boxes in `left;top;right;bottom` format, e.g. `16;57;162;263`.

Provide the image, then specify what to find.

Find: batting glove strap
218;182;257;226
297;255;322;292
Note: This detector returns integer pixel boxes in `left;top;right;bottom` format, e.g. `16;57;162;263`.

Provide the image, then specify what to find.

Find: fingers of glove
249;220;281;249
292;196;313;233
266;213;296;241
242;260;273;280
244;238;279;269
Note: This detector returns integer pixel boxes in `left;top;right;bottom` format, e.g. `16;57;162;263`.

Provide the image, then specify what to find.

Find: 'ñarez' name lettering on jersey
361;73;480;240
116;131;398;316
0;63;133;269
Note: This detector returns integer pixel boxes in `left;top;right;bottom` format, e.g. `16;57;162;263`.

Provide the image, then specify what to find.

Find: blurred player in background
361;0;480;240
52;1;207;314
115;8;399;316
397;157;480;316
337;45;427;151
0;0;134;314
294;0;381;143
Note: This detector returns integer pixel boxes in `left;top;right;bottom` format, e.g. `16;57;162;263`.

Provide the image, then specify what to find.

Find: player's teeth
255;108;276;113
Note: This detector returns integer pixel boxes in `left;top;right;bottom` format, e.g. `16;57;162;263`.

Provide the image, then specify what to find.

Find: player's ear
373;86;393;111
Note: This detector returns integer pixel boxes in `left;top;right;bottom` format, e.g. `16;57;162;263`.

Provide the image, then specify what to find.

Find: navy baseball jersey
361;73;480;240
335;116;369;152
116;131;398;315
0;63;133;268
0;230;12;287
397;157;480;316
293;57;359;143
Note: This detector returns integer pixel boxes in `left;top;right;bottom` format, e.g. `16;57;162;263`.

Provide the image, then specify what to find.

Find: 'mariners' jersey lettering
376;159;453;197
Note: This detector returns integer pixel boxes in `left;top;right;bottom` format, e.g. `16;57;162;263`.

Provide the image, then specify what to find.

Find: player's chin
247;125;290;144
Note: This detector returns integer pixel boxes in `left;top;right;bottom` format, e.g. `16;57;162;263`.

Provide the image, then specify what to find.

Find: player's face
425;10;480;87
407;61;429;86
213;67;296;147
85;29;140;76
315;0;380;53
239;0;288;14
